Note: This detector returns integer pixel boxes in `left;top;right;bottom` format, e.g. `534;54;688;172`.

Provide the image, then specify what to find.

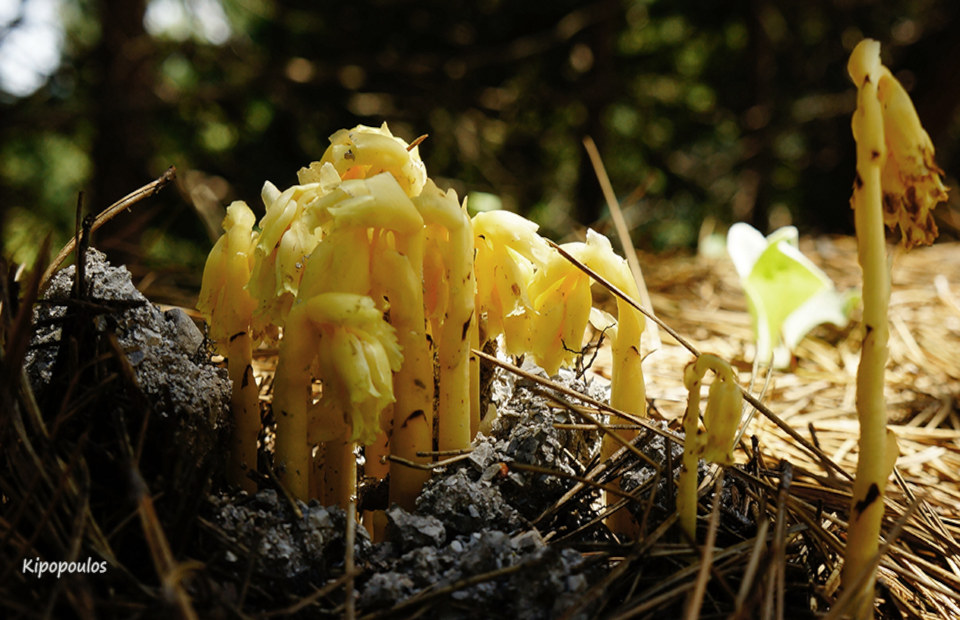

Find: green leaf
727;223;857;367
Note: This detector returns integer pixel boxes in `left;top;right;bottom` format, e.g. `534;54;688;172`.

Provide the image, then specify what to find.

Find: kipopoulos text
22;557;107;578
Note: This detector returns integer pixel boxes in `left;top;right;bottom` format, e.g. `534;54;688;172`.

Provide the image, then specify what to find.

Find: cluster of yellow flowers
197;123;652;535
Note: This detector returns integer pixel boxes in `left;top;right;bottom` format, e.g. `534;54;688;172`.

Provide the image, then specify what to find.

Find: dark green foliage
1;0;958;268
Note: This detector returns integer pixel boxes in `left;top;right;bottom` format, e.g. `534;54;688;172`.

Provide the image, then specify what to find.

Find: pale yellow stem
844;39;900;619
602;296;645;539
469;316;481;437
677;369;702;540
272;309;313;500
311;443;326;504
362;421;390;541
676;354;741;541
576;235;646;539
365;413;391;482
416;186;476;452
375;244;433;510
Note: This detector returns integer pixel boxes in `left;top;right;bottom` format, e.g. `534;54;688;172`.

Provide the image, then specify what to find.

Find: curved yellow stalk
370;238;434;510
527;230;647;537
574;231;647;538
575;231;646;418
677;354;741;540
843;39;946;618
197;201;260;492
415;180;476;452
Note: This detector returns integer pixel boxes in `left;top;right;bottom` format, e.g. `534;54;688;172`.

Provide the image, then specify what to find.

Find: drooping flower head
302;123;427;198
472;210;550;355
197;200;259;351
285;292;402;446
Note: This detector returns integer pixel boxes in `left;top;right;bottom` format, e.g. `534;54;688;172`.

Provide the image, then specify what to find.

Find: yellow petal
528;261;592;375
197;201;258;350
877;68;949;249
320;123;427;197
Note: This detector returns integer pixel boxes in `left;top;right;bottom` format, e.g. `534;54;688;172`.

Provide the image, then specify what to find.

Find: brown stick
41;167;177;288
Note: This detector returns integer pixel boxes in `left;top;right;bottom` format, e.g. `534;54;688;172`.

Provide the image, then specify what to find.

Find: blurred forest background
2;0;960;294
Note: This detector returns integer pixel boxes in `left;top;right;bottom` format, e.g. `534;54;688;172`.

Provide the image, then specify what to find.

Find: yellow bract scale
698;363;742;465
318;122;427;198
876;68;949;249
197;200;258;351
326;173;424;235
472;210;549;355
297;227;372;301
247;181;328;339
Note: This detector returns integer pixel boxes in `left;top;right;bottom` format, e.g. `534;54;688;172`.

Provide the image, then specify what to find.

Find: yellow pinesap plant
526;231;647;538
677;354;741;540
199;123;653;532
416;180;476;453
843;39;947;618
197;201;260;493
281;125;435;510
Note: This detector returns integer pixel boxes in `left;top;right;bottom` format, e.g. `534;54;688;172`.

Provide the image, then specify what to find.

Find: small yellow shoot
678;354;741;541
530;230;646;537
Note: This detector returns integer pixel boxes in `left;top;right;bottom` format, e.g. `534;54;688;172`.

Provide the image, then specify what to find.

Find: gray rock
418;469;522;536
385;505;446;552
359;572;415;609
211;489;371;579
164;307;205;357
26;248;231;491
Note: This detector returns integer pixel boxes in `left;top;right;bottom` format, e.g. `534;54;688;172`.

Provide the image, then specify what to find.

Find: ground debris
6;236;960;619
210;489;371;581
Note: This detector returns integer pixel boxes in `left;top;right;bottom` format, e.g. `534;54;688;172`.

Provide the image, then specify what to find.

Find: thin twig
385;452;473;470
733;518;771;615
684;470;725;620
261;570;362;617
562;514;678;620
41;166;177;288
359;558;540;620
582;136;661;354
509;461;636;501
